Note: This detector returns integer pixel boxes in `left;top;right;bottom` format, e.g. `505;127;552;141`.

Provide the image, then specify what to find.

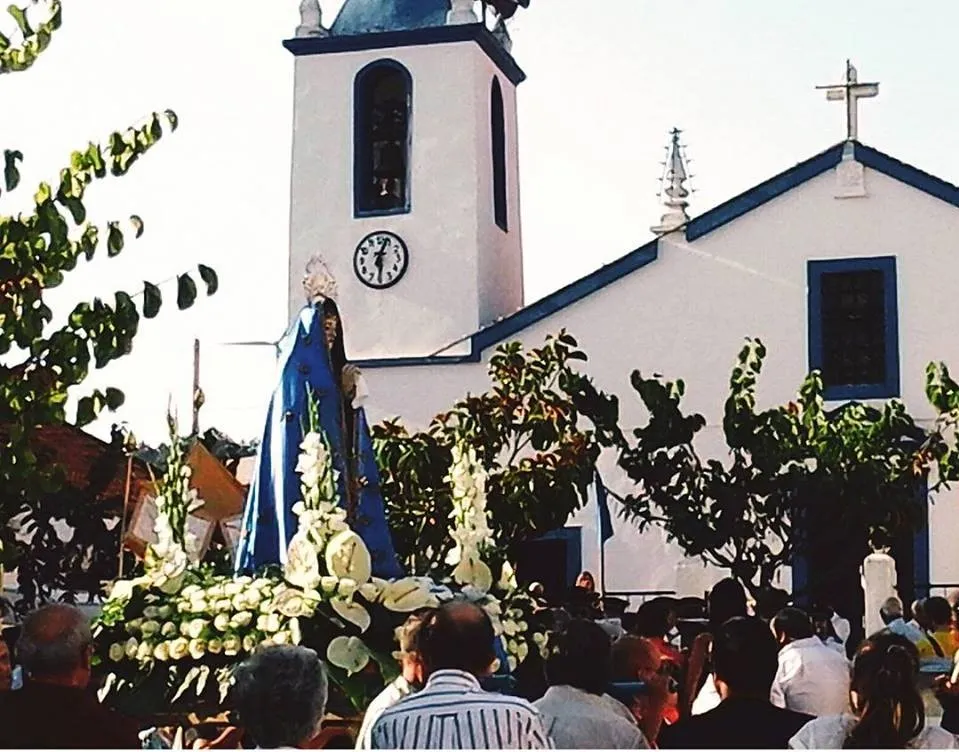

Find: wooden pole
192;338;201;436
117;453;133;578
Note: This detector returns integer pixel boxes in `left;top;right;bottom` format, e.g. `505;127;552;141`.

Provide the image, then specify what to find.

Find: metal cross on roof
816;60;879;142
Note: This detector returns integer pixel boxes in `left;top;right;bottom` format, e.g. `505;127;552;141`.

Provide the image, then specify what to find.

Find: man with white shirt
369;601;551;749
769;607;850;717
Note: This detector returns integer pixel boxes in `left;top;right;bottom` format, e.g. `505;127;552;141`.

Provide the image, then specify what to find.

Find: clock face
353;231;409;290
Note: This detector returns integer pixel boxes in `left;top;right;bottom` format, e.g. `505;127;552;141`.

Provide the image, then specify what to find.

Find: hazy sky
5;0;959;444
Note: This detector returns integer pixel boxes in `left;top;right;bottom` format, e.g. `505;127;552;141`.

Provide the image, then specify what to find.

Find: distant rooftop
331;0;450;36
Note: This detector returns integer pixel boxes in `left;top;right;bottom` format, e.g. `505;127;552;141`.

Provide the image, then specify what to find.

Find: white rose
337;578;358;600
272;631;290;645
264;613;281;634
181;585;201;599
231;611;253;629
108;643;125;662
242;635;257;653
252;578;271;589
143;606;160;620
157;605;173;620
108;580;135;602
189;639;207;660
124;637;139;659
207;584;225;599
190;599;208;614
207;638;223;655
154;642;171;662
214;614;231;633
223;636;241;657
141;620;161;637
232;594;248;611
136;641;153;662
224;582;243;597
169;638;190;661
180;621;192;637
161;622;178;638
187;619;209;639
256;614;269;632
320;576;339;597
216;599;232;613
126;618;143;634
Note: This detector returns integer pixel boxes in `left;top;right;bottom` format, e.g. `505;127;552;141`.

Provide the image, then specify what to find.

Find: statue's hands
342;364;361;398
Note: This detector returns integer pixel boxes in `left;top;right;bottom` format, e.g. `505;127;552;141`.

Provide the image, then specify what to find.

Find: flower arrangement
94;401;548;719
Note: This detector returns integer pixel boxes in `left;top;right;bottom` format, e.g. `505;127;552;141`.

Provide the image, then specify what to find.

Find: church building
284;0;959;606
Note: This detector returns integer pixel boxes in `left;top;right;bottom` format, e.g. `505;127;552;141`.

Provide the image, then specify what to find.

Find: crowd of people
6;579;959;748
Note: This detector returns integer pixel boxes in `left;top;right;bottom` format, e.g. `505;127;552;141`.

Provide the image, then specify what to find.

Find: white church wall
363;159;959;597
289;42;490;359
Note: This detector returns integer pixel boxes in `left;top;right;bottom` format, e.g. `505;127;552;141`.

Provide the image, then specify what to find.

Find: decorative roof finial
652;128;692;235
448;0;479;24
303;255;338;303
296;0;330;38
815;60;879;142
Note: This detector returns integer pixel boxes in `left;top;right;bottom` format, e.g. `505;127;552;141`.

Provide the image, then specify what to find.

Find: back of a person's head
754;588;791;622
925;596;952;629
910;598;927;625
708;578;748;630
634;600;670;639
771;607;815;644
16;604;91;680
880;596;904;624
545;618;611;695
418;601;495;677
712;616;779;697
844;632;923;749
397;608;434;655
233;645;328;748
610;635;658;682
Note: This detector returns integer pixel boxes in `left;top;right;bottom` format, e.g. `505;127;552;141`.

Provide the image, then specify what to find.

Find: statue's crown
303;255;338;303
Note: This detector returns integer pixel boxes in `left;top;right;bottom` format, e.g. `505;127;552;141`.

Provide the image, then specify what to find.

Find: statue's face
323;314;339;347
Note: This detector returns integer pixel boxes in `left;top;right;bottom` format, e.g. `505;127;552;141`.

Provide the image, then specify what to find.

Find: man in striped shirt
369;601;552;749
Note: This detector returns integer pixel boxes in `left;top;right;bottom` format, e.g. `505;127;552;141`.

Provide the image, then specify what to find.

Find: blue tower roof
331;0;451;36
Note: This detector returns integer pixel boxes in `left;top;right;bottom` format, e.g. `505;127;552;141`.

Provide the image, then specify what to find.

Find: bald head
418;601;496;678
17;604;92;684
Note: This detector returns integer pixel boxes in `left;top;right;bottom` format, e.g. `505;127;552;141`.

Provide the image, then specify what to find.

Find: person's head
317;298;346;374
754;588;791;622
711;616;780;700
633;600;671;640
233;645;328;748
925;596;952;630
544;619;611;695
16;604;92;688
844;632;923;749
770;607;815;647
947;589;959;611
575;571;596;593
707;578;748;631
910;599;928;628
880;596;904;625
395;608;432;688
610;635;663;683
417;601;497;679
0;637;11;691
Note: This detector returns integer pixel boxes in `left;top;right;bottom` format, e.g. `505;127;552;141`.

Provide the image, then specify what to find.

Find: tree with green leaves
373;332;621;577
1;2;218;608
615;338;959;611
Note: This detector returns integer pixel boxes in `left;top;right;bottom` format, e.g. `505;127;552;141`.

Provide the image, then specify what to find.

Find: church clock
353;230;409;289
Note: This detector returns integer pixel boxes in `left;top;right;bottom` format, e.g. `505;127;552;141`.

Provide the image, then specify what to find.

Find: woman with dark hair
789;632;956;748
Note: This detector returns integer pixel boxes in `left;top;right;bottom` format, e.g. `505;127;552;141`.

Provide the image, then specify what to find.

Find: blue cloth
596;471;614;544
234;305;403;579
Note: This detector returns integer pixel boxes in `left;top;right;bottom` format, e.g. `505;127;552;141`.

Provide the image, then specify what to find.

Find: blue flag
596;470;614;544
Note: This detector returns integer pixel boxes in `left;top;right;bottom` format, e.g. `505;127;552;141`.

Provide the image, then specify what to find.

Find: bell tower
285;0;527;361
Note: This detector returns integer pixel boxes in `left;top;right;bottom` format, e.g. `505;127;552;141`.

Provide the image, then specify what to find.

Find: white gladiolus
169;638;190;661
108;643;125;662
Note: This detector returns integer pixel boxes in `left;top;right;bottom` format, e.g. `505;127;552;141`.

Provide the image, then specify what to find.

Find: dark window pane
357;65;410;213
491;78;508;231
820;269;886;387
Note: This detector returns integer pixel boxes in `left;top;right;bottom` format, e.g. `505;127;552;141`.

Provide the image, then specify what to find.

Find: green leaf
104;388;125;411
143;281;161;319
3;149;21;191
176;274;197;310
197;264;218;295
76;396;96;426
7;5;32;36
130;214;144;238
107;223;124;256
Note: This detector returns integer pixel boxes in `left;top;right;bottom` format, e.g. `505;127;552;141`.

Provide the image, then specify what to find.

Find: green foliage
615;338;959;594
0;12;219;609
373;331;621;575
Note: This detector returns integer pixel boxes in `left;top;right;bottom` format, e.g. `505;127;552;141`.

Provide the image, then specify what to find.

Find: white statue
861;550;897;639
296;0;330;38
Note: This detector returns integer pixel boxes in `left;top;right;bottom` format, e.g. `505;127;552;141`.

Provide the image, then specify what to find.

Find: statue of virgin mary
234;258;403;579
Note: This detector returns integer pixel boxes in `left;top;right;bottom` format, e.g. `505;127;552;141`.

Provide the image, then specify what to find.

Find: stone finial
448;0;479;24
651;128;692;235
296;0;330;38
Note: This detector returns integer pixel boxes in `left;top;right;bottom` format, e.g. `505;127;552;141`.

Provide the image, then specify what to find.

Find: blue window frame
491;77;508;231
353;59;412;217
807;256;900;401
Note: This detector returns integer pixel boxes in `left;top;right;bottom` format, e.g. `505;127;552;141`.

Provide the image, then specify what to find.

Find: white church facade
284;0;959;604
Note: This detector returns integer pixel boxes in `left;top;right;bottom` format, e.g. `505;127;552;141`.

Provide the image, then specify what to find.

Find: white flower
126;618;143;635
141;620;161;637
136;641;153;663
382;578;434;613
289;617;302;645
108;643;125;662
326;636;370;675
320;576;339;597
207;638;223;655
502;620;519;637
154;642;171;662
231;611;253;629
272;631;290;645
242;635;257;653
187;619;208;640
143;606;160;620
532;632;548;647
124;637;139;659
215;599;232;613
452;556;493;594
224;582;243;597
223;636;241;657
331;598;371;633
189;639;207;660
107;579;135;602
157;605;173;620
169;638;190;661
181;585;201;599
214;613;231;632
274;591;308;618
244;589;262;608
325;530;372;584
264;613;281;634
161;622;178;638
358;579;385;603
507;655;518;672
337;578;358;600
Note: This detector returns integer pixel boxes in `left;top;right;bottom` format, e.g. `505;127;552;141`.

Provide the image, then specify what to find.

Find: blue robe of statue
234;305;404;579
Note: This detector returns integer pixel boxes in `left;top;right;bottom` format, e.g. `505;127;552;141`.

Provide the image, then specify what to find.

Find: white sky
5;0;959;444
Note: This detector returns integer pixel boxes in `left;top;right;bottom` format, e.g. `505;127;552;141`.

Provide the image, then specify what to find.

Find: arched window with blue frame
354;59;412;217
491;76;508;231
